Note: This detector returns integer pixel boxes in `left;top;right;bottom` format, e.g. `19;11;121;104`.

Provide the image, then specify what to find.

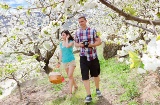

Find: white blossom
137;68;146;74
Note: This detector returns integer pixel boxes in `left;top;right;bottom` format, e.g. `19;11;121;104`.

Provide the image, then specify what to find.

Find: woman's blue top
60;41;75;63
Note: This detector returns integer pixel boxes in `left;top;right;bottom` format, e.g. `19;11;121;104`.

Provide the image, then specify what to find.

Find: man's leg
90;58;102;97
83;79;91;95
83;79;92;103
94;76;102;97
94;76;100;89
80;56;92;102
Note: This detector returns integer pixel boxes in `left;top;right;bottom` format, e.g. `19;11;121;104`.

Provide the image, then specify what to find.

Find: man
74;16;102;103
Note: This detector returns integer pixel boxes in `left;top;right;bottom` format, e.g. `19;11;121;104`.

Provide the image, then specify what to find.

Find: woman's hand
66;35;70;39
56;62;61;68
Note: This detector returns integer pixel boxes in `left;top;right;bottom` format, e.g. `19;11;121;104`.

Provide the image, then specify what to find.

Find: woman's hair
61;30;74;41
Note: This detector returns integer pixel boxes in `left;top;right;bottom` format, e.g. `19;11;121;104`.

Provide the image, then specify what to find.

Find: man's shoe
96;90;102;97
84;96;92;103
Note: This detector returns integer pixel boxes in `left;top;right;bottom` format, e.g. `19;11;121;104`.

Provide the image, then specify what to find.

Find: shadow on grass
50;96;66;104
50;95;112;105
50;96;87;105
94;96;112;105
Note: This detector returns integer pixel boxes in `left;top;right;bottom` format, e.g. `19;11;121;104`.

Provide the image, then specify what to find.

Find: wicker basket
49;72;64;84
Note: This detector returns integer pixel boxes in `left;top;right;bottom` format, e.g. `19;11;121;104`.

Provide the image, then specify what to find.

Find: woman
57;30;78;95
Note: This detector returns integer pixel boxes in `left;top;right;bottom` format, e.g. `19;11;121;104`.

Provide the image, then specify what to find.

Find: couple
58;16;102;103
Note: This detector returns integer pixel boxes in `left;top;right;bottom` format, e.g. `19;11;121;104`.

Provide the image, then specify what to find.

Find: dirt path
1;72;160;105
0;78;113;105
0;78;65;105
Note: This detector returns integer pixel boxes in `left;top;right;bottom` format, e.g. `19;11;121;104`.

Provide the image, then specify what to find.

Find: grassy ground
1;45;160;105
44;45;142;105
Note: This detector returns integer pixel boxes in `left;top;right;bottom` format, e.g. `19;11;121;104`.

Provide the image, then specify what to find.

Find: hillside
0;46;160;105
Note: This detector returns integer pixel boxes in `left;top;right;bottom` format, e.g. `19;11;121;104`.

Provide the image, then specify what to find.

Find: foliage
156;12;160;18
78;0;87;5
0;0;160;103
52;83;65;91
129;51;141;69
0;57;42;100
0;3;9;9
156;35;160;41
123;4;137;16
0;90;2;95
0;0;100;99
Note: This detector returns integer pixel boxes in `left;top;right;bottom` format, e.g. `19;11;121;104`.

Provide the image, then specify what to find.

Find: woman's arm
65;39;74;48
58;50;62;63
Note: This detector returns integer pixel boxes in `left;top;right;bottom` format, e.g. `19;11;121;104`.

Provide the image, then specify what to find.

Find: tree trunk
17;81;22;100
103;42;123;60
43;47;57;74
43;65;52;74
156;67;160;87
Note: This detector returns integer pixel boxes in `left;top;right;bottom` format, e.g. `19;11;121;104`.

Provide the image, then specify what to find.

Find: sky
1;0;29;8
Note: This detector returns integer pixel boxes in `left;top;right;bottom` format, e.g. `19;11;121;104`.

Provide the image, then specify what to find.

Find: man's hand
82;40;89;47
75;42;85;47
79;42;85;47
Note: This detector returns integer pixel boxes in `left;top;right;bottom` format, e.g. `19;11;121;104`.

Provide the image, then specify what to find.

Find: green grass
99;57;141;104
45;45;142;105
0;89;2;95
52;83;65;91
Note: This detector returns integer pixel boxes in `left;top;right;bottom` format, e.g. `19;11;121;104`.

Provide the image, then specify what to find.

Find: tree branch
14;51;34;56
21;73;27;78
0;77;13;82
50;37;56;48
34;43;43;61
149;20;158;35
123;21;155;34
25;34;33;41
99;0;160;25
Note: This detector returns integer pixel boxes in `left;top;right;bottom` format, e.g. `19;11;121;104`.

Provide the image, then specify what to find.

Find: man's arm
75;42;84;47
74;31;84;48
88;37;102;47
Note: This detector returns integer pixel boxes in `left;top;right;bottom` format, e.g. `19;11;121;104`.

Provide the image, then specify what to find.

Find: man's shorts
80;56;100;80
62;60;76;69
